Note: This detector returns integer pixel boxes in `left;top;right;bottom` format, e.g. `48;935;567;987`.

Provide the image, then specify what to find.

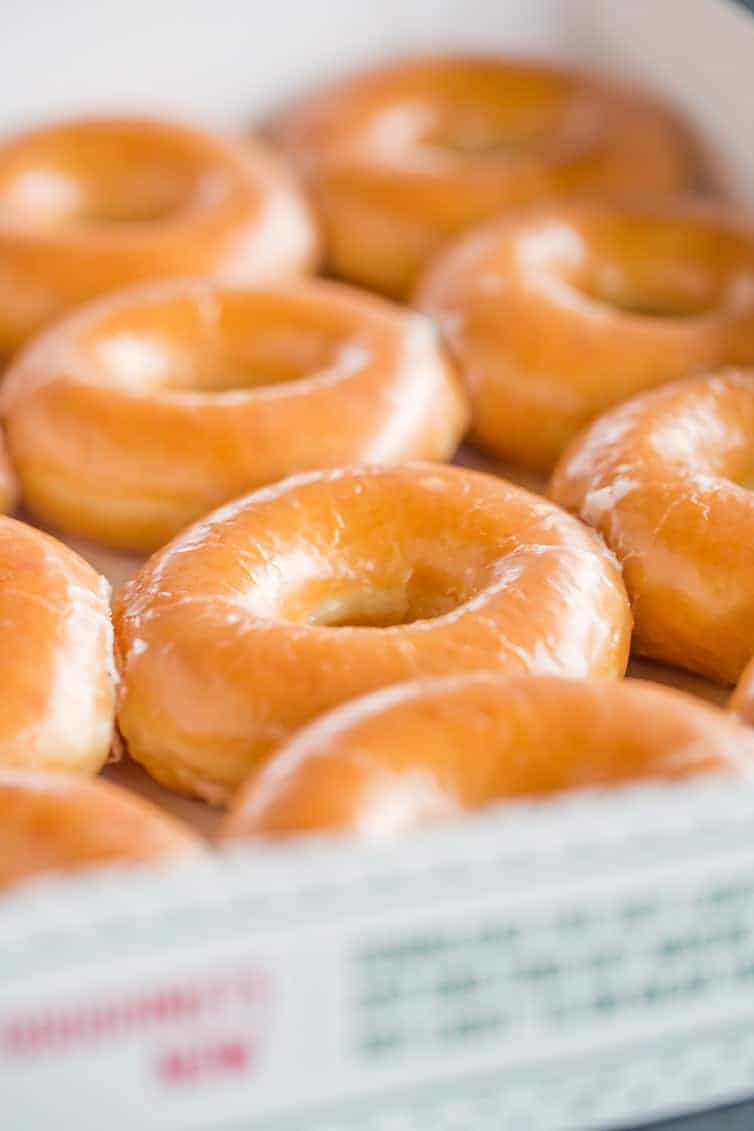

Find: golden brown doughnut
550;370;754;684
417;201;754;471
0;115;319;354
277;54;698;299
2;277;468;551
0;516;114;772
221;673;754;841
0;769;200;892
114;463;631;804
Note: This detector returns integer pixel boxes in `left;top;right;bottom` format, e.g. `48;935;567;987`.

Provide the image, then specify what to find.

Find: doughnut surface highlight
550;370;754;684
0;517;115;772
278;54;698;299
222;673;754;841
2;278;468;551
417;201;754;471
0;770;200;892
115;463;631;804
0;115;318;353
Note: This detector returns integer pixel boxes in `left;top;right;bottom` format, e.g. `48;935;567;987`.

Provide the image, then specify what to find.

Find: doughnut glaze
0;517;114;772
417;201;754;471
221;674;754;840
1;277;468;551
278;54;699;299
114;463;631;804
0;770;200;891
550;370;754;684
0;115;319;354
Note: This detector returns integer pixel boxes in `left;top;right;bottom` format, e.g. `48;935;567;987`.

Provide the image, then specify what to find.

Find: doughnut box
2;1;754;1128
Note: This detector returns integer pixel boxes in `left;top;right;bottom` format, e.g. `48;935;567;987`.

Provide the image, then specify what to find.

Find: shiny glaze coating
0;769;200;891
550;370;754;684
222;673;754;840
0;516;114;771
417;201;754;471
277;54;698;299
114;463;631;804
0;115;319;354
1;278;468;551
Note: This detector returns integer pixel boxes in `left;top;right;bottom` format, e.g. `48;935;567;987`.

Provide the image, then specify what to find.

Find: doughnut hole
78;287;368;394
300;567;467;628
0;120;233;229
236;484;504;629
275;556;486;629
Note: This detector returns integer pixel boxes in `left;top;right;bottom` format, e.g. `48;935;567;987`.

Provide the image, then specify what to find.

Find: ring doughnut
277;54;698;299
0;770;200;892
0;115;319;354
550;369;754;684
417;201;754;471
221;673;754;841
0;517;114;772
2;278;468;551
114;463;631;804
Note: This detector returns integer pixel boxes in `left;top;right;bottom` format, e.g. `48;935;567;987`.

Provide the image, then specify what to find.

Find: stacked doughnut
2;53;754;893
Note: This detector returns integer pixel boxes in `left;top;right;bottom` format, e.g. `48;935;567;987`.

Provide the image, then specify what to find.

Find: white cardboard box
2;2;754;1128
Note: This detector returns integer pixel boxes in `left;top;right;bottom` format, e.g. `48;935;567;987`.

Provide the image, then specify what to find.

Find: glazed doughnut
277;54;698;299
222;674;754;840
0;516;114;772
417;201;754;472
114;463;631;804
0;769;200;892
550;369;754;684
0;115;318;354
0;432;17;513
2;278;468;551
